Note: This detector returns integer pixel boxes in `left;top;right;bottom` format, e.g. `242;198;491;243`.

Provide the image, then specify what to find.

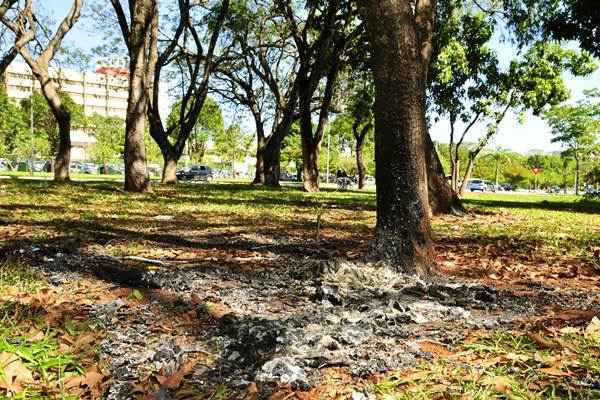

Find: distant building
2;60;129;161
4;61;129;119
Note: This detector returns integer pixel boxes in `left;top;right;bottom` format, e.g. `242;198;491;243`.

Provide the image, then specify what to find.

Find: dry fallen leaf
539;367;571;377
157;359;198;390
483;375;511;393
0;352;33;393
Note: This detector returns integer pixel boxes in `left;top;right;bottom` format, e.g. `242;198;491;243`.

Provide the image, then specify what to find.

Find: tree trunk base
369;232;437;278
161;158;178;185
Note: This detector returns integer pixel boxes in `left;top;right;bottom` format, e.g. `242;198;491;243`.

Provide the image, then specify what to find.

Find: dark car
176;165;213;182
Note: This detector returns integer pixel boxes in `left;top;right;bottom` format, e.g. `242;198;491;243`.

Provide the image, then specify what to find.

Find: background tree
429;10;497;193
166;96;224;164
212;123;253;173
213;0;301;186
543;91;600;195
458;42;597;194
87;115;125;173
277;0;362;192
346;75;374;189
139;0;230;184
108;0;155;192
0;85;26;161
19;91;84;164
1;0;84;182
0;0;17;77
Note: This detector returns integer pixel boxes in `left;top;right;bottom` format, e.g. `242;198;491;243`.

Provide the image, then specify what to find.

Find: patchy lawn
0;180;598;399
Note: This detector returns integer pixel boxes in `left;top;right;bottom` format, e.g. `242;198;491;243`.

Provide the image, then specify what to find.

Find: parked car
281;172;299;182
82;163;99;174
468;179;487;192
176;165;213;181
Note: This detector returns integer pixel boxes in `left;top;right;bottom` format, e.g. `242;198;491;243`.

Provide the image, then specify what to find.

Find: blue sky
51;0;600;154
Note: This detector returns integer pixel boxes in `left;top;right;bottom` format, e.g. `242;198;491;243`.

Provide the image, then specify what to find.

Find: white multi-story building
4;61;129;119
2;61;130;161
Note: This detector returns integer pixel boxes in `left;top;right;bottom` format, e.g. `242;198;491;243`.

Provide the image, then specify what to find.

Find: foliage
503;0;600;58
19;91;84;159
544;92;600;160
211;123;253;169
0;87;27;158
87;115;125;164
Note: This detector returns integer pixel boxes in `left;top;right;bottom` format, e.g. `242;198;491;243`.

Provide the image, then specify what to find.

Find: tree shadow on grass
461;197;600;214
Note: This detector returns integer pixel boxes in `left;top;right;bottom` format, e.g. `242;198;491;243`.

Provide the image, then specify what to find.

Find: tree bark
53;111;71;181
302;138;320;192
123;0;153;192
359;0;435;276
459;153;476;195
162;152;178;184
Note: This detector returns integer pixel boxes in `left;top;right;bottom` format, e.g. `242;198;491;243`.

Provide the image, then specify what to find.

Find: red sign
532;167;543;175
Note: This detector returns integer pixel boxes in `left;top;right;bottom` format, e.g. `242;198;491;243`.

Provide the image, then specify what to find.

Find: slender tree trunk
356;136;366;189
359;0;435;276
34;70;72;183
302;138;320;192
53;115;71;181
103;160;109;175
459;153;476;195
425;133;464;215
353;122;370;190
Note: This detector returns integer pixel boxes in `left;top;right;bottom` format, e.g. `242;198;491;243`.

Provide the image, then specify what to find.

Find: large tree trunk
425;134;464;215
360;0;435;276
302;139;320;192
261;124;290;187
124;0;153;193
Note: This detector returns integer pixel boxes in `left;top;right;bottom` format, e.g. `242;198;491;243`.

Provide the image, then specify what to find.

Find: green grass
374;329;600;400
0;260;43;293
0;302;89;399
